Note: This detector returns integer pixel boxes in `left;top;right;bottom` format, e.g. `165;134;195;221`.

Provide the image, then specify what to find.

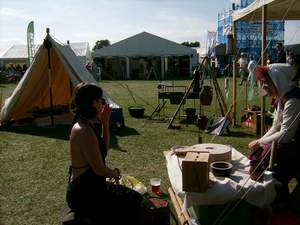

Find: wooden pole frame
232;22;237;125
44;28;54;127
261;5;267;136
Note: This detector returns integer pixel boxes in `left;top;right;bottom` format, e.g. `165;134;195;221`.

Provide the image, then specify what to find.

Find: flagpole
43;28;54;127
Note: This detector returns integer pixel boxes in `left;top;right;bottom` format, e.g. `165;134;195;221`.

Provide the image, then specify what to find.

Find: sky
1;0;300;55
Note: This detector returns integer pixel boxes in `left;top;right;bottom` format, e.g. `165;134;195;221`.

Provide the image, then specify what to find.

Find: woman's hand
109;168;121;184
99;102;112;124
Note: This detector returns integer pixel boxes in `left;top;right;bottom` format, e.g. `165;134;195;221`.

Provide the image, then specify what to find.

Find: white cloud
0;38;21;43
0;7;31;20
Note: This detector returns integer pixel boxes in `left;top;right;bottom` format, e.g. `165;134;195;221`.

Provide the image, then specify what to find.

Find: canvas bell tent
0;31;123;126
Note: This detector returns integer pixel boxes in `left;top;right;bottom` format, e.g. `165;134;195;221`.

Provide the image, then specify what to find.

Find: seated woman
66;82;144;224
248;63;300;202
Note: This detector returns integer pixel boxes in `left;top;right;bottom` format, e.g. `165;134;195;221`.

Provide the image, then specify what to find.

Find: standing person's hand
248;139;261;153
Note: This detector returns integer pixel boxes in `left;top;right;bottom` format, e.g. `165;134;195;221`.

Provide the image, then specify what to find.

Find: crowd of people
0;63;27;83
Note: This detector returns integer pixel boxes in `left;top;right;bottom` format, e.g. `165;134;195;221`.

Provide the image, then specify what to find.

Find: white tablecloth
165;143;276;210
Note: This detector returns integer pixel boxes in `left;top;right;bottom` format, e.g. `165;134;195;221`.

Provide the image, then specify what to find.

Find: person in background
66;82;146;224
247;56;257;83
247;56;257;101
85;61;92;72
286;49;295;66
274;42;286;63
238;52;249;85
248;64;300;204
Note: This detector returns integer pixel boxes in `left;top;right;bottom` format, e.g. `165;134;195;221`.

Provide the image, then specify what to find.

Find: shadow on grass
110;126;140;152
0;124;140;152
0;124;72;140
227;130;256;138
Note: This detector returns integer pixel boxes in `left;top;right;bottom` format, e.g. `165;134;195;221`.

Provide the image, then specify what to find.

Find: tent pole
261;5;267;136
44;28;54;127
126;57;130;79
67;40;73;97
161;56;165;80
232;22;237;125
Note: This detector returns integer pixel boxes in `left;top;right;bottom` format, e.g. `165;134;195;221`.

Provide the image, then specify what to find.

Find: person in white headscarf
250;64;299;145
249;63;300;202
248;63;300;202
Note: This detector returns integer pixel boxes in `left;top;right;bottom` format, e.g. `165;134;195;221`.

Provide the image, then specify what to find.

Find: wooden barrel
200;86;213;106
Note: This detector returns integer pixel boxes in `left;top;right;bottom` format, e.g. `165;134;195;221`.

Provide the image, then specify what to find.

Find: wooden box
182;152;209;192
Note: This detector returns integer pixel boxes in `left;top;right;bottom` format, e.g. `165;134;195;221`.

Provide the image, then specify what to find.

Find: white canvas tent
94;32;198;58
93;32;198;79
231;0;300;130
0;32;122;126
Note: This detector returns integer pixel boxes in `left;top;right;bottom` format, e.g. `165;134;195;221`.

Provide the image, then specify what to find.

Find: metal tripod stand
168;56;230;129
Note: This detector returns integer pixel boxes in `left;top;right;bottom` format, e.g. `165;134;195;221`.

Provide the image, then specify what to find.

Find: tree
191;41;200;47
181;41;200;48
93;39;111;50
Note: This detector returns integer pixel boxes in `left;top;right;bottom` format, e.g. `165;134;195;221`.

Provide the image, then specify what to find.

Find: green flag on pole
27;21;34;65
27;21;34;33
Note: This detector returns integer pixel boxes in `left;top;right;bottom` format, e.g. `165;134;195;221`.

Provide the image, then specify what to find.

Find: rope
109;80;156;109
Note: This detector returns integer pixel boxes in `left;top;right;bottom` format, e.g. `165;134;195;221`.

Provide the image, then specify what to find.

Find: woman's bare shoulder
70;122;94;139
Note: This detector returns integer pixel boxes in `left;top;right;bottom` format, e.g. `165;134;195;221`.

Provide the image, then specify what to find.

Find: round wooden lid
186;143;232;163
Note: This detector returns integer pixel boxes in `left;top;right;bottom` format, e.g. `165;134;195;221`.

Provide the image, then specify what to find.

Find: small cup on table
150;177;161;195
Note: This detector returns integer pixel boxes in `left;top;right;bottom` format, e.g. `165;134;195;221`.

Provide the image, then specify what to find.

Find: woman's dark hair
70;82;103;120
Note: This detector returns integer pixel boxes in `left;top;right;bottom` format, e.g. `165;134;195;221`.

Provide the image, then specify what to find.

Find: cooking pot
128;106;145;118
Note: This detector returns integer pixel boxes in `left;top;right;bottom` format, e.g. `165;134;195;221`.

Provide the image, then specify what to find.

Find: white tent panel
0;42;91;64
233;0;300;21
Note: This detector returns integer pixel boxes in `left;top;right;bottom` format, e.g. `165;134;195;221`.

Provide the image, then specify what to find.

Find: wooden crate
182;152;209;192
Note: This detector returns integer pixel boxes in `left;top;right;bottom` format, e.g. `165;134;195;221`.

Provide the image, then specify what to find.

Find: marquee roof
93;31;197;58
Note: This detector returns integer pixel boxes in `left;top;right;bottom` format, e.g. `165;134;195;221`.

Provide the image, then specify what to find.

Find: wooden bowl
210;161;233;177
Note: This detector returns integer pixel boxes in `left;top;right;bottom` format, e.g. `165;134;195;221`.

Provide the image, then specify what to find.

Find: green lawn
0;79;261;225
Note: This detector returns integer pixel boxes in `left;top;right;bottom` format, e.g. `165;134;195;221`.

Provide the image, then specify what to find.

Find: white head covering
267;63;296;97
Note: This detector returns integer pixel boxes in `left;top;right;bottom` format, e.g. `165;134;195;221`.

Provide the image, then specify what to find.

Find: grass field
0;79;262;225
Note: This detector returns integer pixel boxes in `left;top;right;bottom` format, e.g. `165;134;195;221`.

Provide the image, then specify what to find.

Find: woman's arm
99;103;111;148
259;98;300;144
